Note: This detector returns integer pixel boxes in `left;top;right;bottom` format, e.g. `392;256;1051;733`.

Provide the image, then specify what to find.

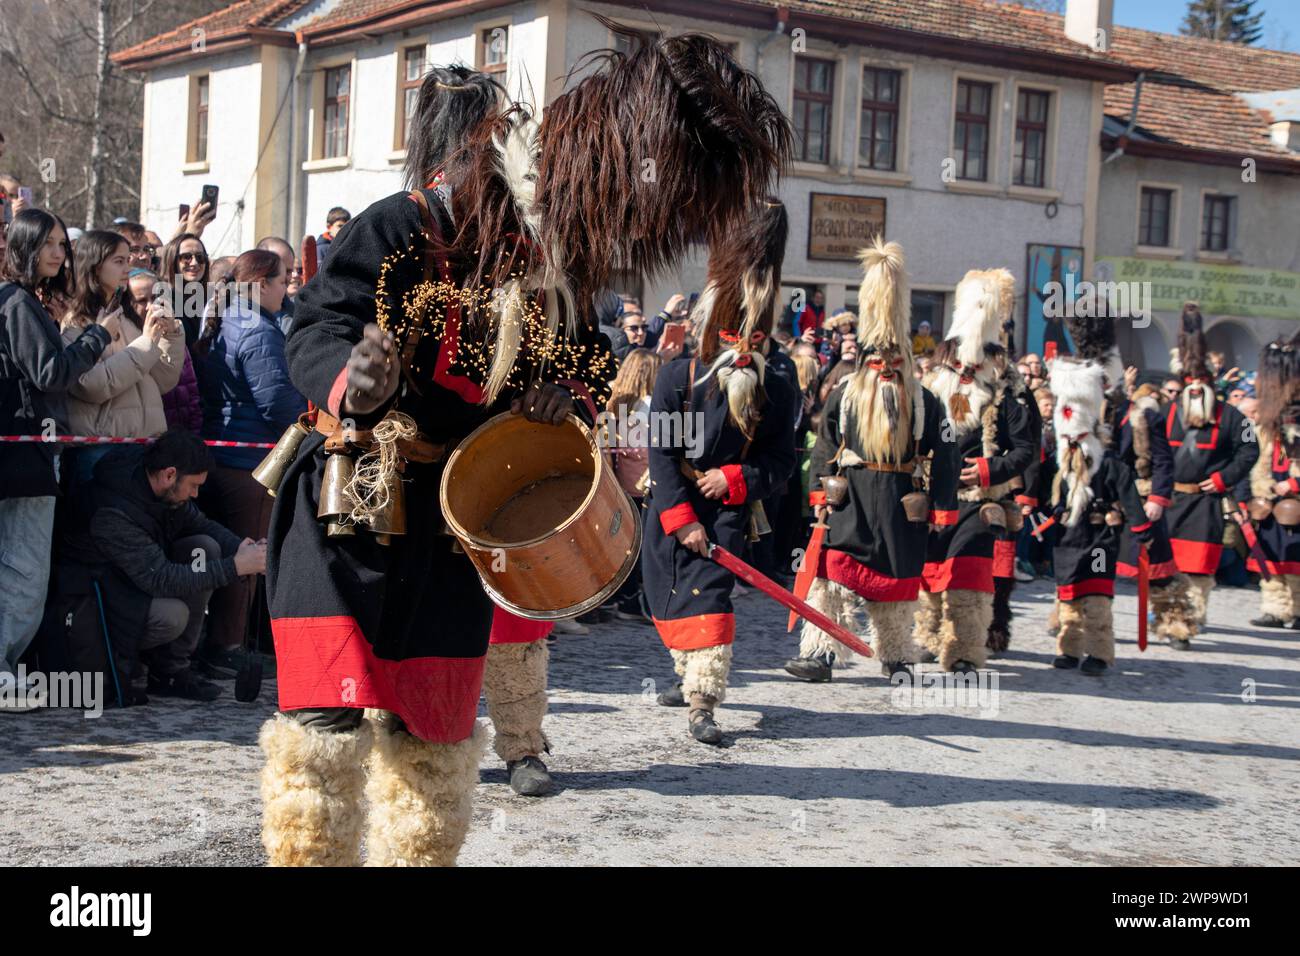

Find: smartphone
661;321;686;351
17;186;33;206
1044;341;1058;361
200;184;219;211
179;203;191;221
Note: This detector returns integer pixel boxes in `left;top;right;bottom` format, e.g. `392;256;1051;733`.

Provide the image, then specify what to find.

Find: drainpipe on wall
287;36;308;243
1104;71;1144;164
756;7;789;75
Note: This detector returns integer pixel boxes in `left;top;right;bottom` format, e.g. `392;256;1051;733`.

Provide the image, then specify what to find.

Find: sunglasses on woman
179;251;207;265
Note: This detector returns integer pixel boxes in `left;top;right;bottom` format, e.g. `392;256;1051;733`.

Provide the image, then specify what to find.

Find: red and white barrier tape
0;435;275;449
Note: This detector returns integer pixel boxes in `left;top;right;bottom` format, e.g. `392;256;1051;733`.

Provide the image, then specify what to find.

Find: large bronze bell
253;420;311;496
318;452;357;537
369;472;407;546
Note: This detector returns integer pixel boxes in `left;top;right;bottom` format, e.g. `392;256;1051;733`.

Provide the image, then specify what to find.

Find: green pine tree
1180;0;1265;45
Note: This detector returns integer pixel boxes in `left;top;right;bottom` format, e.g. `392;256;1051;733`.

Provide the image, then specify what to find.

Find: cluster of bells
251;419;408;545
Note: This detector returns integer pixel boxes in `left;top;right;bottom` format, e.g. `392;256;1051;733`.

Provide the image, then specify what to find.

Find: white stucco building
116;0;1300;367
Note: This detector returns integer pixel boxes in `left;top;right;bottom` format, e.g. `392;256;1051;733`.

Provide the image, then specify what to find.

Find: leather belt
1174;481;1203;494
315;409;445;464
860;460;913;473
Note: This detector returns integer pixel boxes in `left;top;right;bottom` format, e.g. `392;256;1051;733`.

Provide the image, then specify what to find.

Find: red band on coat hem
653;613;735;650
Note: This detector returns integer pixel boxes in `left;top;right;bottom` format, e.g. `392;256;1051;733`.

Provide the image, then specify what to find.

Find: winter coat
195;296;306;469
60;312;184;440
0;281;110;498
162;347;203;433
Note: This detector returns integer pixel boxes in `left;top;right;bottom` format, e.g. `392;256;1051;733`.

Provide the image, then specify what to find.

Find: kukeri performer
914;269;1036;673
1044;354;1151;675
259;67;611;866
1241;333;1300;630
987;351;1041;654
259;25;792;863
782;239;959;683
1109;369;1199;649
646;200;798;744
1162;303;1258;634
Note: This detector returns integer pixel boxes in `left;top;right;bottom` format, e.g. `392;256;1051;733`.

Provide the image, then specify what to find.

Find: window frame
952;77;994;182
395;44;426;151
187;74;210;166
1199;192;1235;253
858;65;903;173
1136;184;1177;249
792;54;838;166
1012;87;1051;188
477;22;509;75
322;63;352;160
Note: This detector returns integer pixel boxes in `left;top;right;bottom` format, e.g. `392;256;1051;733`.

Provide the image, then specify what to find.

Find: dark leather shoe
1053;654;1080;669
688;708;723;745
1251;613;1290;629
882;660;914;682
1080;655;1108;676
783;657;832;682
656;681;686;706
506;756;554;797
950;660;978;675
148;669;220;702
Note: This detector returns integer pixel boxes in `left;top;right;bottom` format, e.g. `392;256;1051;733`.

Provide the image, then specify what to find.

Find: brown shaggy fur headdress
1174;302;1212;381
535;22;792;311
1256;331;1300;444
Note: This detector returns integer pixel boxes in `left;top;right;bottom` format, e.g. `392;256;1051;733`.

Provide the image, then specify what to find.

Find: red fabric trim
1118;558;1179;580
809;490;827;507
429;245;484;404
1148;495;1172;508
1171;538;1223;576
976;457;991;487
1210;471;1227;493
271;615;484;743
326;366;349;419
1167;403;1222;449
1289;478;1300;495
488;606;553;644
1057;579;1115;600
1015;495;1037;507
653;613;735;650
821;549;921;602
1247;557;1300;576
1130;520;1153;533
921;555;995;594
992;538;1016;578
929;509;958;526
720;463;747;506
660;501;699;536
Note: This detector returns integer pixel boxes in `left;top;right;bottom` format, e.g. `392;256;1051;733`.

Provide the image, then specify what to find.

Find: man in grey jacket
83;429;266;701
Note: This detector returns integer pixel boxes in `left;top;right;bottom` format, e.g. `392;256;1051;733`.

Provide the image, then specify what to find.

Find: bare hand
959;457;983;487
183;200;217;238
695;468;729;500
655;336;683;362
1197;478;1219;493
664;293;687;318
96;306;124;342
511;381;572;425
814;504;829;522
1143;500;1165;522
800;327;817;345
143;300;174;343
1274;481;1292;497
234;537;267;576
674;521;710;557
1124;365;1138;394
342;323;400;416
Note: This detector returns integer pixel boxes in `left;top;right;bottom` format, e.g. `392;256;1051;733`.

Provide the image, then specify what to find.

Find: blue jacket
196;297;305;469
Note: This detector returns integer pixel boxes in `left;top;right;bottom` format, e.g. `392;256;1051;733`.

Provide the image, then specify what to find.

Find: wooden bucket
440;412;642;620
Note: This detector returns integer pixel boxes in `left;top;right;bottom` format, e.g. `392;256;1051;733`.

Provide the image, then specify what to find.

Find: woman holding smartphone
60;231;184;484
0;210;112;708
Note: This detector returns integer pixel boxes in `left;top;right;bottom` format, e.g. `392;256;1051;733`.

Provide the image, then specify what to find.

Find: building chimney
1065;0;1114;52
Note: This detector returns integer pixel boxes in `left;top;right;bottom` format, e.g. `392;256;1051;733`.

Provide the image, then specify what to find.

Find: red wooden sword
709;544;873;657
1136;544;1150;651
788;520;827;632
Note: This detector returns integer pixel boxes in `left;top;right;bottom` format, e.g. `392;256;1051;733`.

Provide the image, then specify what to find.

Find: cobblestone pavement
2;577;1297;865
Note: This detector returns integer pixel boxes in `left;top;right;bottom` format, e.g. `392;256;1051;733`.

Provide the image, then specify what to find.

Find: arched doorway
1205;319;1260;373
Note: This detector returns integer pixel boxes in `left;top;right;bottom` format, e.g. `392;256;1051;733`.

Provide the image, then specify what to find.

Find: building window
794;56;835;164
1139;187;1174;247
1201;194;1234;252
859;67;901;171
480;27;508;74
398;47;424;149
188;75;209;164
953;79;993;181
1013;88;1050;187
323;65;351;158
612;28;659;54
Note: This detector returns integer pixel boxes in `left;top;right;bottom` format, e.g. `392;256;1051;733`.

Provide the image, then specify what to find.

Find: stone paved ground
2;577;1297;866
